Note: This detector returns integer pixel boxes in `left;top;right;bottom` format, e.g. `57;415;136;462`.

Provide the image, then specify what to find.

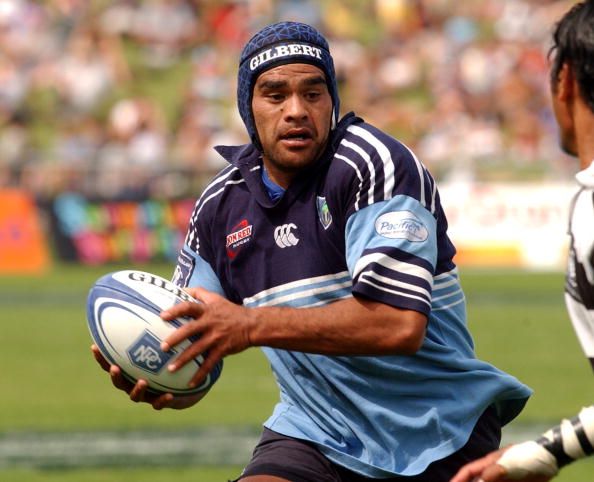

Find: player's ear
555;62;574;102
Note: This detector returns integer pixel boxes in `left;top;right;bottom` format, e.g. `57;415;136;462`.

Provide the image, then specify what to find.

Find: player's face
252;63;333;188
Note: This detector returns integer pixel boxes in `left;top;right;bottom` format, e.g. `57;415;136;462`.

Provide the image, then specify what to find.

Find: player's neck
574;104;594;170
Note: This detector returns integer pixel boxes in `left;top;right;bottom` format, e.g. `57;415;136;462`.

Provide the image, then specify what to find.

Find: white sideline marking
0;423;557;470
0;428;259;469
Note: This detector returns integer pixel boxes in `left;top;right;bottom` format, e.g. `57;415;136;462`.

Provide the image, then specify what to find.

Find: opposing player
450;2;594;481
92;21;531;481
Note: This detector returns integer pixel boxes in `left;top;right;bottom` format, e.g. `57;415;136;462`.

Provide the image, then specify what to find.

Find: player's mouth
279;128;314;148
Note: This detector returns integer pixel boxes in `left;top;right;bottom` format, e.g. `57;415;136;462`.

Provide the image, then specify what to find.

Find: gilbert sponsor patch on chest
374;211;428;242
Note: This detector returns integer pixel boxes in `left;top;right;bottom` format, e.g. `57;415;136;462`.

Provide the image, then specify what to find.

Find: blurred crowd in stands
0;0;578;200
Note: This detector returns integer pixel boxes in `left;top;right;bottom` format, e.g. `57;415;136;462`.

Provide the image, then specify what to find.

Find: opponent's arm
160;287;427;388
450;405;594;482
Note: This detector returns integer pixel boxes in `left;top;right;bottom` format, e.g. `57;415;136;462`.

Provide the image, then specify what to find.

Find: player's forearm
497;405;594;477
245;296;427;356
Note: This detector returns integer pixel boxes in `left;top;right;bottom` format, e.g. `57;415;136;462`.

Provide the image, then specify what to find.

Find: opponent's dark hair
549;0;594;112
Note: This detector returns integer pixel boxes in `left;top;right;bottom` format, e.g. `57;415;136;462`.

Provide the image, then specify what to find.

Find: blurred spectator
53;116;103;170
0;0;50;63
0;53;30;114
128;0;200;68
95;97;169;199
0;110;31;177
42;24;130;116
200;0;253;49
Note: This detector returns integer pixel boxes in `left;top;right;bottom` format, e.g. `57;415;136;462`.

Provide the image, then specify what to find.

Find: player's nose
283;94;308;121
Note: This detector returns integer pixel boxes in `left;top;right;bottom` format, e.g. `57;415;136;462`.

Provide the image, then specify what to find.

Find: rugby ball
86;270;222;396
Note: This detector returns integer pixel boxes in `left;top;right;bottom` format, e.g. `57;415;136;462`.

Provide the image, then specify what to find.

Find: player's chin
277;144;323;167
281;156;318;173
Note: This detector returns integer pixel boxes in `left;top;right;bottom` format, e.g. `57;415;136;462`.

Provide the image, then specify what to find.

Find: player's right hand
159;287;252;390
90;344;205;410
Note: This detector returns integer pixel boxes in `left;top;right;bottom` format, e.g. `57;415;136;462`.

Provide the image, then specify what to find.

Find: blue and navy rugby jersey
173;113;531;477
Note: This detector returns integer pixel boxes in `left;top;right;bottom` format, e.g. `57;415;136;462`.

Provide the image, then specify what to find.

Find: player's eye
266;92;285;102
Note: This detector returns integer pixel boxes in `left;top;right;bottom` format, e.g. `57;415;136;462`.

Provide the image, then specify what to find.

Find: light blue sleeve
171;244;226;296
345;194;437;314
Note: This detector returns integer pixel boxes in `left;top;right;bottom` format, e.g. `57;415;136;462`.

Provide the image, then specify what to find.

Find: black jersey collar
213;112;362;209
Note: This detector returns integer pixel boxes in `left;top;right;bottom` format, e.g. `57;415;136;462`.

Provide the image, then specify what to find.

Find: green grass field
1;264;593;481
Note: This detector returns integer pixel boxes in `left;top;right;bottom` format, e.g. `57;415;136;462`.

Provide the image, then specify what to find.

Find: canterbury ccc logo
274;223;300;248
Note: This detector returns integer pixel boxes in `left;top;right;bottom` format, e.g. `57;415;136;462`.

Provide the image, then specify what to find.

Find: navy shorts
233;406;500;482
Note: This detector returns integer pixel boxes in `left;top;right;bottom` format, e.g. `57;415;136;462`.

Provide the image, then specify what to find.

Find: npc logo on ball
127;330;172;373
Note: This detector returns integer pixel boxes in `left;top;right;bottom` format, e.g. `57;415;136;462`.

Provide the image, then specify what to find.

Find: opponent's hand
160;287;253;389
90;344;205;410
450;448;507;482
450;447;553;482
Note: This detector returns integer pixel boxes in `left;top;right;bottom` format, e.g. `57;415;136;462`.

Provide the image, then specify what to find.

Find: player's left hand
159;287;253;389
91;344;206;410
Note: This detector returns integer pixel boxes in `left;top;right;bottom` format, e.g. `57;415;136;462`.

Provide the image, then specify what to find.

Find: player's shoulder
331;117;429;188
192;164;242;216
183;164;243;246
329;116;437;212
184;164;243;252
334;118;421;174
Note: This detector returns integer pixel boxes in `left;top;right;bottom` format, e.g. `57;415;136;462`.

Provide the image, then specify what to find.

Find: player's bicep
345;196;437;314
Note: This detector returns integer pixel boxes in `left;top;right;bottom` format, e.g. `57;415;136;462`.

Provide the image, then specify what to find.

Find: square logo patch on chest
317;196;332;230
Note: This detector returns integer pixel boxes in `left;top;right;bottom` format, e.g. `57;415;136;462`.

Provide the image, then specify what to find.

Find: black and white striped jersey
565;161;594;370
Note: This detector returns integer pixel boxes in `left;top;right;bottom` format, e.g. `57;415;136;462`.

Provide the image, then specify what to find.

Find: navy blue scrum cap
237;21;340;148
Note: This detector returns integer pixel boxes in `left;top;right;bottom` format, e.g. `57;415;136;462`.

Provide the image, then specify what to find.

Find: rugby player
451;2;594;481
92;21;531;481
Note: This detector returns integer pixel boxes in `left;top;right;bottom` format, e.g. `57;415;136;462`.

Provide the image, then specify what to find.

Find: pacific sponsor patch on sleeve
374;211;428;242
